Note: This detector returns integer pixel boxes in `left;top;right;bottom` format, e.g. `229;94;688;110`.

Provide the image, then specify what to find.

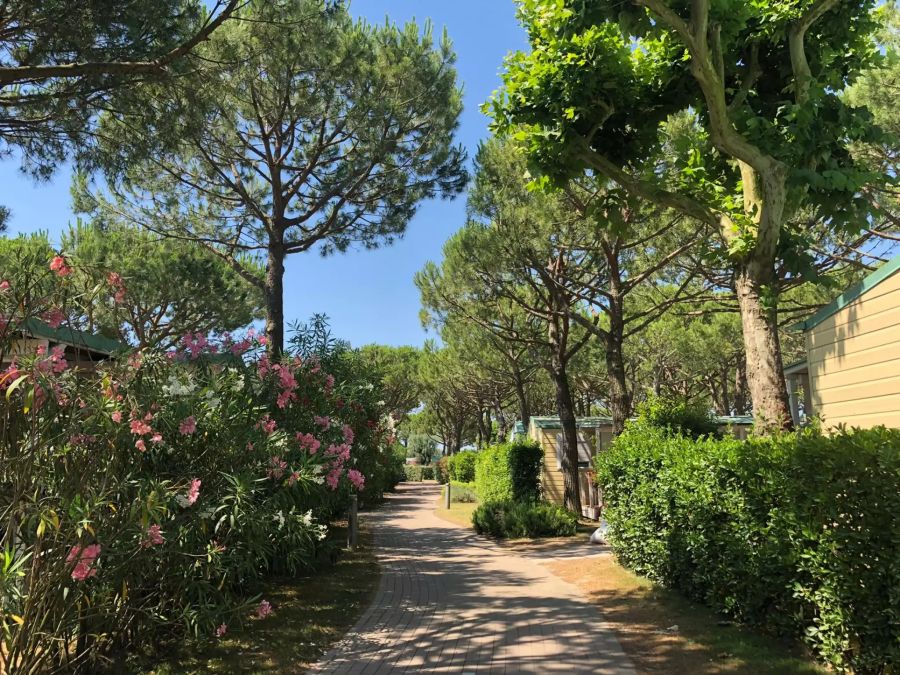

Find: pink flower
43;308;65;329
67;544;101;581
150;433;163;444
267;456;288;480
187;478;201;505
342;424;355;445
295;432;321;454
347;469;366;490
258;336;269;346
256;599;273;619
143;524;164;547
288;471;300;486
215;623;228;638
324;374;335;392
256;414;277;434
314;415;330;429
179;416;197;435
326;467;342;490
135;439;147;452
130;419;152;436
49;255;72;277
0;280;9;291
111;411;122;423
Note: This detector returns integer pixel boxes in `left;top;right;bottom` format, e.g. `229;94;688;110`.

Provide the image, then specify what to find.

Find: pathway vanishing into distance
313;482;635;675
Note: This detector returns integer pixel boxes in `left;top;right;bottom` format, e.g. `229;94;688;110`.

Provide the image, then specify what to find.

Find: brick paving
313;482;636;674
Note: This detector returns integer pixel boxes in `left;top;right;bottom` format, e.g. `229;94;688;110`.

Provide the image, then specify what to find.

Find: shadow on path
312;483;635;675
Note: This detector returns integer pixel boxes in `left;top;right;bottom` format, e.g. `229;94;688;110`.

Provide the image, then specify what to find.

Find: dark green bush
435;456;450;484
632;394;720;439
448;480;478;503
596;425;900;673
448;450;478;482
472;500;577;538
421;465;435;481
474;441;542;503
403;464;423;482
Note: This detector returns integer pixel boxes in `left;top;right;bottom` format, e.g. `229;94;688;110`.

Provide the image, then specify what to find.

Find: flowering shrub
0;259;392;672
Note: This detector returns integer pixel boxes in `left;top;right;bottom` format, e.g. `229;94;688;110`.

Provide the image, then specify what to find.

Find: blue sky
0;0;526;348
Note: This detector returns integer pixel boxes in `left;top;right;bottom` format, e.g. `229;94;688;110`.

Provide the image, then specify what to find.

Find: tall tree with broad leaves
0;0;241;226
489;0;893;432
83;0;467;356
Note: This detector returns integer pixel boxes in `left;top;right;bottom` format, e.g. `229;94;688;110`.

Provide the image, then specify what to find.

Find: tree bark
606;286;631;436
733;359;749;415
513;366;531;430
552;364;581;512
735;267;792;431
265;239;285;358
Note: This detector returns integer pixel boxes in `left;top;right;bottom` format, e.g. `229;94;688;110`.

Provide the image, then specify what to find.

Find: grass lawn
547;555;825;675
144;527;379;674
433;495;478;528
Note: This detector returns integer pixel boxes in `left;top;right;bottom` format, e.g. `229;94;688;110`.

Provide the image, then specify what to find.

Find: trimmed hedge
474;441;542;503
421;465;435;481
448;450;478;483
403;464;435;481
596;425;900;673
472;500;577;538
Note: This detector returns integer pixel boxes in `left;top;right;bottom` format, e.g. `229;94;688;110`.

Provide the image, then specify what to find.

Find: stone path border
312;482;635;674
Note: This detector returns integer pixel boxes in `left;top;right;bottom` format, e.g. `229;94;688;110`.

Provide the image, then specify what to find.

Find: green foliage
358;344;422;420
448;481;478;503
448;450;478;483
471;500;577;538
421;466;435;481
403;465;424;482
474;441;543;504
406;434;438;466
596;426;900;672
632;394;721;440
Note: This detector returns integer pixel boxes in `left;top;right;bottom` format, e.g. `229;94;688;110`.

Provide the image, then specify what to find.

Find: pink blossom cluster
324;443;354;490
180;332;210;359
179;415;197;436
67;543;101;581
272;363;298;408
186;478;201;506
314;415;330;429
256;414;277;435
295;432;321;454
256;599;273;619
35;345;68;375
267;456;288;480
42;307;66;329
129;411;162;451
50;255;72;277
107;272;127;304
142;524;165;548
342;424;354;445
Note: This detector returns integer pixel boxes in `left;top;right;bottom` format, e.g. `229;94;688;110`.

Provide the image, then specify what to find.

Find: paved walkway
313;482;635;674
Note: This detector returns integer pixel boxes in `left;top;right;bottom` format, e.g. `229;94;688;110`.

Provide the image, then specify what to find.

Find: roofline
22;317;127;356
789;256;900;333
783;359;809;375
524;414;754;429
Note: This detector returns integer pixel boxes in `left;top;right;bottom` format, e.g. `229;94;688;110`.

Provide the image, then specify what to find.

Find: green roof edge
23;317;127;355
523;414;753;429
790;256;900;333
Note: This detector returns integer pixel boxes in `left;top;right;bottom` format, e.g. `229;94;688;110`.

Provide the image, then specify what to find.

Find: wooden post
348;494;358;550
445;481;451;509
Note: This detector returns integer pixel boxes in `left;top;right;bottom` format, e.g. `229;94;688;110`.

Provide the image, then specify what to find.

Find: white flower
163;374;196;396
301;510;313;526
312;476;325;485
273;510;285;529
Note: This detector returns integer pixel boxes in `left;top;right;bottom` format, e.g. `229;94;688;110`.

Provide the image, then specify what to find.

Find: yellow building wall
806;269;900;429
532;426;612;507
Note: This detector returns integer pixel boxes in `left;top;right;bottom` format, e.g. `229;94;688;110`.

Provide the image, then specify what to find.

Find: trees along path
313;483;634;675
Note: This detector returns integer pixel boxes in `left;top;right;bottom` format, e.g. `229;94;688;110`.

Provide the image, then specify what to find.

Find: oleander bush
435;455;450;484
474;441;542;504
471;500;577;538
448;449;478;482
595;424;900;673
0;258;392;673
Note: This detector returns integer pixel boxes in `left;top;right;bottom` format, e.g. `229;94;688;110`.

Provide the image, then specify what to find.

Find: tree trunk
733;359;749;415
265;239;285;358
605;296;630;436
552;364;581;512
735;268;792;431
514;370;530;430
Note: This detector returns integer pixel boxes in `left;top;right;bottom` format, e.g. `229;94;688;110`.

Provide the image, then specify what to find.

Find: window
555;431;594;469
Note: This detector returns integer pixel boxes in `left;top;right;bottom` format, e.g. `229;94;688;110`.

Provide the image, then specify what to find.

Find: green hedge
448;450;478;482
403;464;435;481
448;480;478;503
595;425;900;673
421;465;435;481
472;500;577;538
474;441;542;503
435;456;450;484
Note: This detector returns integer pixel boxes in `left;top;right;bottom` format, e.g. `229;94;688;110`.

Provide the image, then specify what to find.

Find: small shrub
474;441;542;503
448;480;478;503
632;394;720;439
448;450;478;482
403;464;424;482
421;465;435;481
435;456;450;484
472;500;577;538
